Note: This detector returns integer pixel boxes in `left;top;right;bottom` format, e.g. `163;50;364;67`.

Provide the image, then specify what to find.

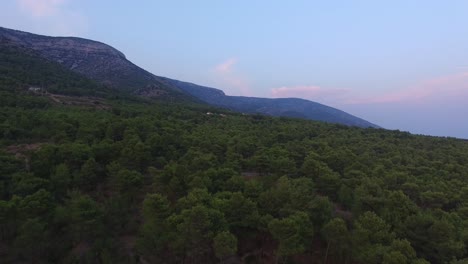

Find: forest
2;41;468;264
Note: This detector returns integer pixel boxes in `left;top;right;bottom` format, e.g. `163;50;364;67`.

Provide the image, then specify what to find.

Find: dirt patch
5;143;44;170
6;143;43;158
242;172;261;179
333;204;353;221
120;235;136;256
70;241;91;258
48;94;111;110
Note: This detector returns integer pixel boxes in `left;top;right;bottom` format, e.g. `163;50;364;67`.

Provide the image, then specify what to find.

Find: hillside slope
165;78;379;128
0;36;108;96
0;27;190;100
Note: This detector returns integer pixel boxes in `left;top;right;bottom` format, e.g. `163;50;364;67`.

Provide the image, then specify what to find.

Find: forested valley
2;39;468;264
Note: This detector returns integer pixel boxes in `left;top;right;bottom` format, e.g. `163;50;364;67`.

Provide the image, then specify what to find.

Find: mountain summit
0;27;188;99
0;27;378;127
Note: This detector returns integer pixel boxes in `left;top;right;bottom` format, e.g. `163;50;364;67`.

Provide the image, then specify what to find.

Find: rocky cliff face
0;27;188;99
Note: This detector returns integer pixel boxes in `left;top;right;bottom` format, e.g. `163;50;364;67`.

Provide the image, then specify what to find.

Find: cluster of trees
2;44;468;263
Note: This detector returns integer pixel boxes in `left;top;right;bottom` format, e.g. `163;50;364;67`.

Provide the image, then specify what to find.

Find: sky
1;0;468;139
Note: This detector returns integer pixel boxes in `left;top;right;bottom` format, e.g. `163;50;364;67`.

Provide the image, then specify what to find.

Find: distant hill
0;26;378;127
164;79;379;128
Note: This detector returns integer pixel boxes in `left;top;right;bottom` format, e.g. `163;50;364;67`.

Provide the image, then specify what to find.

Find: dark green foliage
2;57;468;263
322;218;350;263
213;231;237;261
268;212;314;259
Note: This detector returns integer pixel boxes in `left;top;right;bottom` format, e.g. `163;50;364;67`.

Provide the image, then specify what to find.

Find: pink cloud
215;58;237;74
272;85;320;97
213;58;252;96
224;75;251;96
14;0;88;36
271;85;348;98
269;71;468;107
348;71;468;104
17;0;65;17
270;85;350;106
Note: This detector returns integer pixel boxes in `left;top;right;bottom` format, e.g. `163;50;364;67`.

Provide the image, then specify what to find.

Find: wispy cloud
270;71;468;107
213;58;252;96
14;0;88;36
215;58;237;74
348;71;468;104
271;85;349;104
17;0;65;17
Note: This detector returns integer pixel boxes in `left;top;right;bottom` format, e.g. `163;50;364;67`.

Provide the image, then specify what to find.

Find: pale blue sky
1;1;468;138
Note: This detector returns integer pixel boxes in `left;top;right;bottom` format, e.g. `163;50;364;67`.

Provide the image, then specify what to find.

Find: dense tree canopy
2;44;468;263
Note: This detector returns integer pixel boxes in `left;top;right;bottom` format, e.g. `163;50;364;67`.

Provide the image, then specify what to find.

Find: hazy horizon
1;0;467;138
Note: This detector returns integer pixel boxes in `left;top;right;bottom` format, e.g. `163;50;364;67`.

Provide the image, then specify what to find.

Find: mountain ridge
163;78;379;128
0;26;378;128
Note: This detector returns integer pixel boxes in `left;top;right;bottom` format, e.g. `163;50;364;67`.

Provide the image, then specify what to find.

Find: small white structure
28;86;42;92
